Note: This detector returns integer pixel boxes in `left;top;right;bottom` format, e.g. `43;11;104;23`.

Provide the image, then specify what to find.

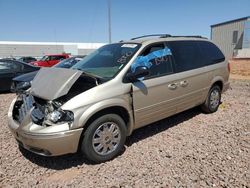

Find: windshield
72;43;141;78
40;56;49;61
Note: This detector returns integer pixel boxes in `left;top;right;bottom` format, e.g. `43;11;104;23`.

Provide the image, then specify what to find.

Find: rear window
167;41;204;72
198;41;225;65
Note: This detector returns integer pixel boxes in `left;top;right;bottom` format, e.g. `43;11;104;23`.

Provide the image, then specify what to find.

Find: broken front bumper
8;98;83;156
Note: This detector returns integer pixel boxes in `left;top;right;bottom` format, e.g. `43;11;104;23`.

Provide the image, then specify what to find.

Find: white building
0;41;106;58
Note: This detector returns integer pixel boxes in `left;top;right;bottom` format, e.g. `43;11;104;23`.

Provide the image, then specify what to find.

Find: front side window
131;43;173;78
72;43;141;79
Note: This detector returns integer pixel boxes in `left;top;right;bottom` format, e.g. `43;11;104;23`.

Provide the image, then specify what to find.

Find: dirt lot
229;59;250;80
0;79;250;187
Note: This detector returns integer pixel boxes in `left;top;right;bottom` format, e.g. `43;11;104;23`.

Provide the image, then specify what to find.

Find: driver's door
131;43;180;128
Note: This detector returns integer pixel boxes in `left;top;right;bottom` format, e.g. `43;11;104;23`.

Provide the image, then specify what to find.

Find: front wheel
201;85;221;113
81;114;127;163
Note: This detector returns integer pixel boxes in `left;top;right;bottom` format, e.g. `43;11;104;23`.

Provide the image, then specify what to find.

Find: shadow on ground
20;107;201;170
0;91;12;95
126;107;201;146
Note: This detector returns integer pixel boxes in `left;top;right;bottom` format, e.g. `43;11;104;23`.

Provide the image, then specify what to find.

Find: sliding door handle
180;80;188;87
168;83;177;90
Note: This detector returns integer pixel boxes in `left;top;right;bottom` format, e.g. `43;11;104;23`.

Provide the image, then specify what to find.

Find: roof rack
168;35;207;39
130;34;207;41
131;34;171;40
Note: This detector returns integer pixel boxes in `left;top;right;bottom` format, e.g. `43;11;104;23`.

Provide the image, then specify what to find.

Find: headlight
46;110;74;123
17;81;31;90
21;81;31;88
11;81;31;92
47;110;62;123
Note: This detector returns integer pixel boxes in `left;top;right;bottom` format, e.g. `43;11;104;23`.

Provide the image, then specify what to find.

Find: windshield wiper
72;67;82;71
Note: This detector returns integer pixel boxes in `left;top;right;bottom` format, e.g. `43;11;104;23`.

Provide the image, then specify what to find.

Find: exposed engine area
12;74;100;126
56;74;100;103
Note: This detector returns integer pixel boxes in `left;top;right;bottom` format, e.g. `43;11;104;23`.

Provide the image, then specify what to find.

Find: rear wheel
201;85;221;113
81;114;127;163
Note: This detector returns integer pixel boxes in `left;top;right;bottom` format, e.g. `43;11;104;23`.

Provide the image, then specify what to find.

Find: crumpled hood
30;67;82;101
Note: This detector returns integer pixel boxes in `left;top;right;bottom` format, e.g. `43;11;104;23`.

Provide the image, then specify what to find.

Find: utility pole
108;0;112;43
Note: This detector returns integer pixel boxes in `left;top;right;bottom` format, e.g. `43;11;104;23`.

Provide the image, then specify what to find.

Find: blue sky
0;0;249;43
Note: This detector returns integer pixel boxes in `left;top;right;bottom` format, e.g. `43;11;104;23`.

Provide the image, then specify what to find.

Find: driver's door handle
180;80;188;87
168;83;177;90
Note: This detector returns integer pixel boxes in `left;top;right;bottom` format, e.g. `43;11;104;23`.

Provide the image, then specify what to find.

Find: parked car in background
55;55;85;68
0;57;16;61
8;35;229;163
30;54;69;67
18;57;37;63
11;55;85;92
0;60;39;92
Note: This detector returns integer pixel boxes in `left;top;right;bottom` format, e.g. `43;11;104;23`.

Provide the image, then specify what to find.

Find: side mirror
125;66;150;82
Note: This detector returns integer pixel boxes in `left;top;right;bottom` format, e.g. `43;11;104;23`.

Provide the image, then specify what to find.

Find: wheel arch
83;106;131;132
77;105;133;152
210;76;224;91
212;80;223;90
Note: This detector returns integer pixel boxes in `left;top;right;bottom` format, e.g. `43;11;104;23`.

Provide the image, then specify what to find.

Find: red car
30;54;69;67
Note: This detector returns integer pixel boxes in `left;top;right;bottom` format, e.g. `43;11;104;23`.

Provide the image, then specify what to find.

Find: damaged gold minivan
8;35;230;163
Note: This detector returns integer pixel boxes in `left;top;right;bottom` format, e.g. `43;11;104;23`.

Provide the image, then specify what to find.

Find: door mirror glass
126;66;149;82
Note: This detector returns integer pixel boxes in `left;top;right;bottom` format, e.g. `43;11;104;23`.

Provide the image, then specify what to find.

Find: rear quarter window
198;41;225;65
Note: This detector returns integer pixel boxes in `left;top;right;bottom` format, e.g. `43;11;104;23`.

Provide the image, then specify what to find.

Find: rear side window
198;41;225;65
167;41;204;72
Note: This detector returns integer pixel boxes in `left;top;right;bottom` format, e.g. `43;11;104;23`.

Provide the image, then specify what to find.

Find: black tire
201;85;221;113
81;114;127;163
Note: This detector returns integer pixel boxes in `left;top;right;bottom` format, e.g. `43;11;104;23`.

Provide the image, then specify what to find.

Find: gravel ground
0;79;249;188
